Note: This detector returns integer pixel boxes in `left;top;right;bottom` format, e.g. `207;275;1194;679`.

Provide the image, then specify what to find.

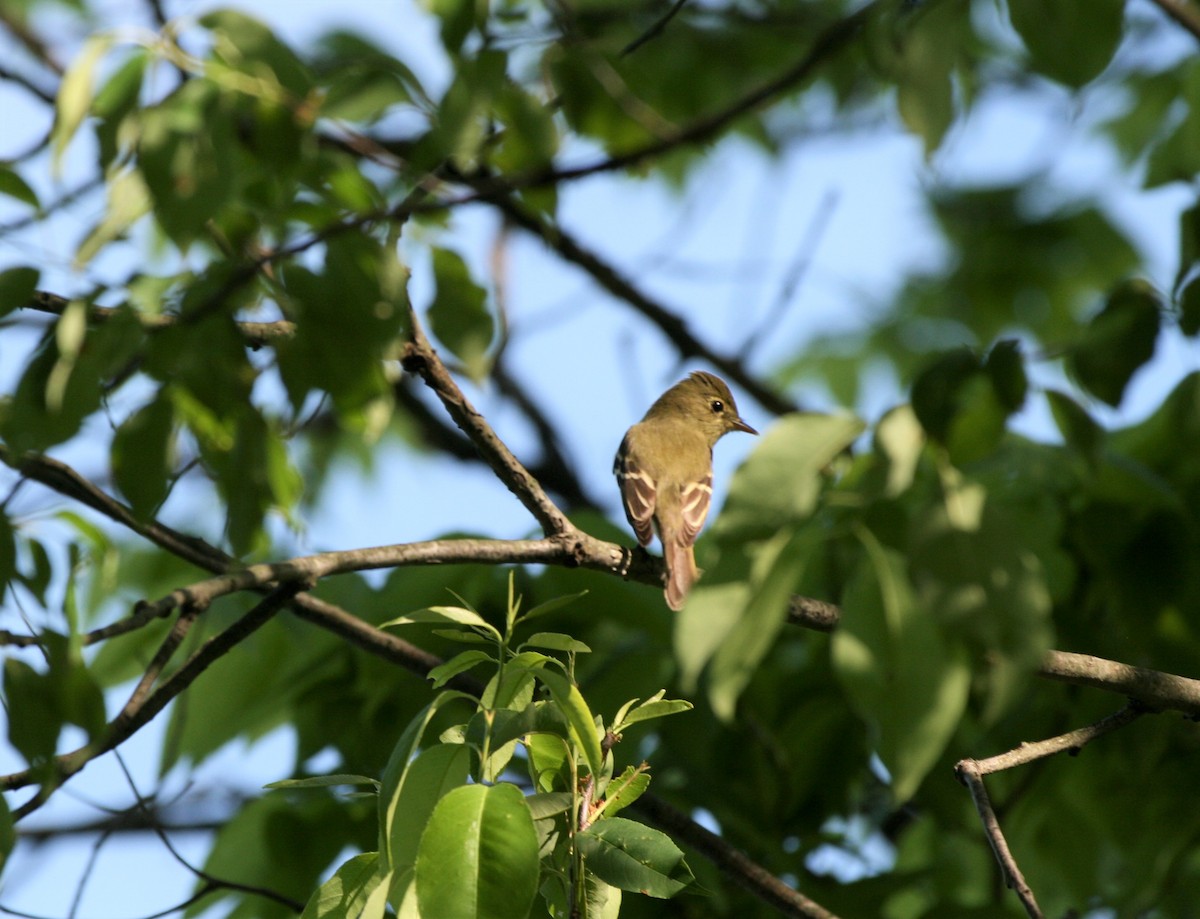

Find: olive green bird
613;371;757;610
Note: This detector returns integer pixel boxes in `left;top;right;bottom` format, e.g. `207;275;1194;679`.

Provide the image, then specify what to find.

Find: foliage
1;0;1200;918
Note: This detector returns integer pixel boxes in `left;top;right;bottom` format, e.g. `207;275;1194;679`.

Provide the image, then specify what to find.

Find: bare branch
954;704;1147;919
964;703;1146;776
955;760;1044;919
1037;650;1200;715
4;582;302;815
634;793;840;919
482;191;798;416
620;0;691;56
401;310;576;535
23;291;297;348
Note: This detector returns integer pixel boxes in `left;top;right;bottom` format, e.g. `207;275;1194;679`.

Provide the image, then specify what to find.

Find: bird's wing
614;435;656;546
678;472;712;546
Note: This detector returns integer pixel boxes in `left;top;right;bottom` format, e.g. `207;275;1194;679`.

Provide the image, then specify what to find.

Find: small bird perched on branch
614;371;758;610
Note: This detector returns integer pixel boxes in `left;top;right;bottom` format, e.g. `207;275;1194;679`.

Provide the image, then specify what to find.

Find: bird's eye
711;399;724;413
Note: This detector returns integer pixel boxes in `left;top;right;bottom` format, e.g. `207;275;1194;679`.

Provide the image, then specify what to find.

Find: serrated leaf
594;766;650;819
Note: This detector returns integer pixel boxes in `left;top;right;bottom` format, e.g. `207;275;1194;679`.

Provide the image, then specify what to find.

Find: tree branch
954;704;1146;919
478;190;798;416
955;759;1044;919
3;582;303;813
400;308;576;535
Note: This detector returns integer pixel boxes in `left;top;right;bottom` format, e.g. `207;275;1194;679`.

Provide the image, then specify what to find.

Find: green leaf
521;632;591;653
382;605;500;639
266;774;380;792
0;515;14;602
4;659;61;764
612;698;692;732
715;412;865;539
534;667;605;778
1047;389;1103;464
0;796;13;876
428;248;494;382
831;534;970;802
111;391;175;519
138;79;238;248
277;236;408;416
378;692;473;866
518;590;588;623
577;817;693;899
428;649;496;688
707;525;821;720
0;267;39;319
1007;0;1124;88
200;9;313;97
595;766;650;819
92;50;148;169
1179;276;1200;337
386;744;470;874
0;166;38;209
52;33;115;172
1068;280;1162;408
300;852;382;919
74;168;152;267
415;783;540;919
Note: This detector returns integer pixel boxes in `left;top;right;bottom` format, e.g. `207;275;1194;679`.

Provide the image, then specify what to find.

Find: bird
613;371;758;610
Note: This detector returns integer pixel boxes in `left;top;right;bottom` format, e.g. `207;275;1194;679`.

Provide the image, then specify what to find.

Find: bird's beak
733;418;758;435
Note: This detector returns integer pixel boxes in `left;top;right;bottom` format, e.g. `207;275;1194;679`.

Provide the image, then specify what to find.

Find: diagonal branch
6;582;303;817
955;759;1043;919
954;704;1147;919
479;191;798;416
400;308;576;535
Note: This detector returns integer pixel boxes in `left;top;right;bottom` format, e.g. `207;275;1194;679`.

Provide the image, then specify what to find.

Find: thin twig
966;703;1146;775
634;793;839;919
955;704;1147;919
5;583;302;815
620;0;691;56
401;311;576;535
955;760;1044;919
483;192;798;416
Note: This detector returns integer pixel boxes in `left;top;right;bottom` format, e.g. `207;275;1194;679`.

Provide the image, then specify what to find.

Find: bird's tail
663;537;699;611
